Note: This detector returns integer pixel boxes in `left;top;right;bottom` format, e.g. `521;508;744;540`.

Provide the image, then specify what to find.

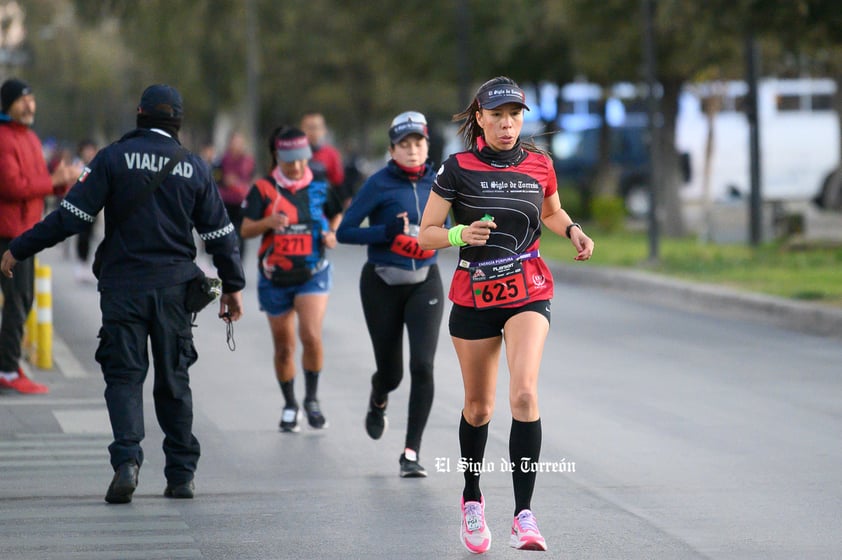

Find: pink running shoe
460;496;491;554
510;509;547;551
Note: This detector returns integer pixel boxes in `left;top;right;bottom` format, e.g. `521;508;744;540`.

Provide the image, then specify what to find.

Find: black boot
105;460;139;504
164;479;195;499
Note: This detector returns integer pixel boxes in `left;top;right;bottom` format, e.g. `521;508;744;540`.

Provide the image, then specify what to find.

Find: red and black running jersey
243;176;332;281
432;148;557;308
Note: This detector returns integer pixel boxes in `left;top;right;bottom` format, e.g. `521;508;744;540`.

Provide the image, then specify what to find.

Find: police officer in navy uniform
1;84;245;504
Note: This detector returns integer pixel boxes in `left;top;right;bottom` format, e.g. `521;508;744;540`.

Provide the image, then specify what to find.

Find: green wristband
448;224;468;247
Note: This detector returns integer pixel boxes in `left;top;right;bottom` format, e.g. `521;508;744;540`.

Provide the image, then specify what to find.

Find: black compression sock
304;370;320;402
510;418;542;516
279;379;297;408
459;414;489;503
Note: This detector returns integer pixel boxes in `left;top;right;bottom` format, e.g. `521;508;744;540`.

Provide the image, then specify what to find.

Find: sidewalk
550;261;842;339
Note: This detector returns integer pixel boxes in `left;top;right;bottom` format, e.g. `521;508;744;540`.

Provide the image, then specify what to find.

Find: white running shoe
279;406;301;433
460;496;491;554
509;509;547;551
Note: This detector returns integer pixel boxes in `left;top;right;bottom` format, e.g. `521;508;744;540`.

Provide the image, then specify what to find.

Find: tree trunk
700;84;724;242
657;78;686;236
835;69;842;164
592;97;621;198
820;66;842;210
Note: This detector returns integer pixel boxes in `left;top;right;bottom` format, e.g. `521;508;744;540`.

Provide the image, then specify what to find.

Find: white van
677;78;839;206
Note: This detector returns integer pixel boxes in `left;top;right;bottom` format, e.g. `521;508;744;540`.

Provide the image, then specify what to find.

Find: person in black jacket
1;84;245;504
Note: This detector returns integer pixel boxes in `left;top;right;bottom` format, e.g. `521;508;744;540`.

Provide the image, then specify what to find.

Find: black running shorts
448;299;551;340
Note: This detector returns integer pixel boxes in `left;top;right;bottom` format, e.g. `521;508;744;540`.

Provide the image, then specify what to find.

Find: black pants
96;282;199;485
0;238;35;372
360;262;443;452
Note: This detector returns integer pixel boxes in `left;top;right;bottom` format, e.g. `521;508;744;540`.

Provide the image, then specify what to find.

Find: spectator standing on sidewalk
218;131;254;258
72;138;99;283
0;78;81;395
300;112;347;205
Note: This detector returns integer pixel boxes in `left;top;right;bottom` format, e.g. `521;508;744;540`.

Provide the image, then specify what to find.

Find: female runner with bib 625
418;76;594;554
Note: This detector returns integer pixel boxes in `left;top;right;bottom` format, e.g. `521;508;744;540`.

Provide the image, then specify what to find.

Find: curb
549;262;842;339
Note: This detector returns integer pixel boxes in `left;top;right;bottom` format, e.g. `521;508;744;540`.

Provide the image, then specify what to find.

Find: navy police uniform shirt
10;128;245;293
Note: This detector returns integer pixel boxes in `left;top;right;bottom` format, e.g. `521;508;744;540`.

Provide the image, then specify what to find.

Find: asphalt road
1;240;840;559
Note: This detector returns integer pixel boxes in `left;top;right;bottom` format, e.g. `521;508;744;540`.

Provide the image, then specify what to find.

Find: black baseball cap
476;83;530;110
137;84;183;118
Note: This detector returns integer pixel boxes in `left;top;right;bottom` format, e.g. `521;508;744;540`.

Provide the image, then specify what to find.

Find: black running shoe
399;452;427;478
279;406;301;432
365;392;388;440
303;399;328;429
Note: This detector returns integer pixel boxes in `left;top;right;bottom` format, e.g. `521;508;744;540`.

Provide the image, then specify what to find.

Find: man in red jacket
300;112;347;203
0;78;81;394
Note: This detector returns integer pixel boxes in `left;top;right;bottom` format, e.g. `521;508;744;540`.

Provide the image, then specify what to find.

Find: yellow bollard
35;264;53;369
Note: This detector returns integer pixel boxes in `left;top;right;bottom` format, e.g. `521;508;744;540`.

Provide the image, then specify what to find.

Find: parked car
552;125;654;217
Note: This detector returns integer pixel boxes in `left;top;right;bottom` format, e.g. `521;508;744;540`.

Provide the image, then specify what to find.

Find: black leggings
360;262;443;453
